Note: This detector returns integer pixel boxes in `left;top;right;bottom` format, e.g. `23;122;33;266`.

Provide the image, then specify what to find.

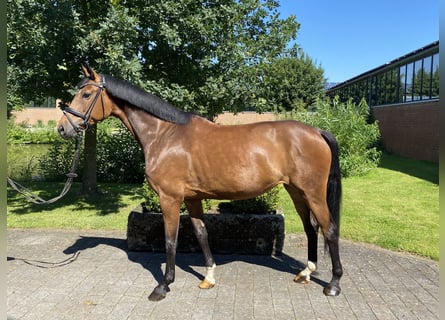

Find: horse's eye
82;92;92;99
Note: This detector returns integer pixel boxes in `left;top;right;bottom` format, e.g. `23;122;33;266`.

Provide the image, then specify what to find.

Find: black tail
320;130;342;235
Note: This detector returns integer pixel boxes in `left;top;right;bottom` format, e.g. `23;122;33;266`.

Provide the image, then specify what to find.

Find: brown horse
57;65;343;301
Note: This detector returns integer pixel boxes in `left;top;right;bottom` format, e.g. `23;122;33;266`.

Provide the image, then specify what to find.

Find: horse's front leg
185;199;216;289
148;196;182;302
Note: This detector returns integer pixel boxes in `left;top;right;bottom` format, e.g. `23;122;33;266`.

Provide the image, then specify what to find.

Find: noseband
63;77;106;132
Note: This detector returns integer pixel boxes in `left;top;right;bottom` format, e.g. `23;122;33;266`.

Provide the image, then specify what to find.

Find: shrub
283;96;381;177
39;121;145;183
141;180;212;214
95;124;145;183
38;138;81;181
7;119;60;144
218;187;280;214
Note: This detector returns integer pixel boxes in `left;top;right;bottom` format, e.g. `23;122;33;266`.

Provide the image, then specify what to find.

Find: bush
218;187;280;214
284;96;381;177
7;120;60;144
38;138;80;181
39;121;145;183
141;180;212;214
95;124;145;183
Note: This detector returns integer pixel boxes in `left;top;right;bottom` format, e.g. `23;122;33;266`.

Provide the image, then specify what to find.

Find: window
385;68;398;104
399;64;407;103
413;59;423;101
370;75;378;106
326;43;438;107
431;53;439;98
422;56;432;99
376;73;383;105
405;62;414;102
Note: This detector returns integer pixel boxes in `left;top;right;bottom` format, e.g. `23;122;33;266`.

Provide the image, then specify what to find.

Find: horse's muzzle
58;123;77;140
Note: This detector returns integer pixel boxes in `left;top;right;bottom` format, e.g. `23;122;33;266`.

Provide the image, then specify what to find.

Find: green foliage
95;124;145;183
7;145;48;181
219;187;280;214
258;54;326;111
141;180;212;214
7;120;60;144
38;138;79;181
7;0;319;118
38;122;145;183
284;96;381;177
141;182;163;213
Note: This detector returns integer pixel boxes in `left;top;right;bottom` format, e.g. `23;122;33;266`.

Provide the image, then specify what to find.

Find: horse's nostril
58;125;65;135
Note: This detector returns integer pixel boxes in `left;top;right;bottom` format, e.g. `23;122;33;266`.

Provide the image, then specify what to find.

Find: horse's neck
112;103;172;149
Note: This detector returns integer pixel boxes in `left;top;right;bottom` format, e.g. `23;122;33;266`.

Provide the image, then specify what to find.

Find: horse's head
57;64;112;139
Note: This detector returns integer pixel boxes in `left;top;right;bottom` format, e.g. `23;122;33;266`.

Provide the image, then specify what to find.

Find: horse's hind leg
305;193;343;296
284;185;319;284
185;199;216;289
286;184;342;296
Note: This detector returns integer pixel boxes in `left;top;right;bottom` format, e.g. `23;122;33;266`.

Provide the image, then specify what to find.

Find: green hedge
284;96;382;177
217;187;280;214
141;180;212;213
7;119;60;144
38;122;145;183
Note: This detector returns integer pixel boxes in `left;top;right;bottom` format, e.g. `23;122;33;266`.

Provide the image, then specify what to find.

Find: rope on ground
7;251;80;268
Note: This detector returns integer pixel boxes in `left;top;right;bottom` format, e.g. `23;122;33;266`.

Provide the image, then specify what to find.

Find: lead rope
7;133;83;204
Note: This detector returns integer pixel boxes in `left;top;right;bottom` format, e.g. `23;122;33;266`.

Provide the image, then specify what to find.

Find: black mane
99;74;192;125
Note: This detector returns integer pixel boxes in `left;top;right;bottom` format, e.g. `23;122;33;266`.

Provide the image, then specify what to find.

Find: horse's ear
81;62;98;80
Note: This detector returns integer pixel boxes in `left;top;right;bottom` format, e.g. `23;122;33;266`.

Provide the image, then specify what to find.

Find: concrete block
127;207;284;255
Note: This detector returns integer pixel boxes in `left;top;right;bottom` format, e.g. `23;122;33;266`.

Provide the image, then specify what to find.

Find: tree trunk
81;124;98;195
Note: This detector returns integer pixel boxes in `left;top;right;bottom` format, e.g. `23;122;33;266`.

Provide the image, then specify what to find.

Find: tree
8;0;143;194
258;52;326;111
8;0;325;187
8;0;303;116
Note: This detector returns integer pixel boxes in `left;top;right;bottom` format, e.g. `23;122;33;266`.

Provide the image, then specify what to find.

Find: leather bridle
62;77;106;132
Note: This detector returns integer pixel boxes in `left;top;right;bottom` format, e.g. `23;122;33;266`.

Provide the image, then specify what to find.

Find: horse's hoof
148;285;168;301
199;278;215;289
323;284;341;296
293;274;310;284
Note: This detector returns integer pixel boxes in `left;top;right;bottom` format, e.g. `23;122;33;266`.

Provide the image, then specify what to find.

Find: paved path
7;229;438;320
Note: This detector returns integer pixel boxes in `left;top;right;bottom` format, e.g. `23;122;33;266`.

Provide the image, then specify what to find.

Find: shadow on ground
61;235;328;293
378;152;438;184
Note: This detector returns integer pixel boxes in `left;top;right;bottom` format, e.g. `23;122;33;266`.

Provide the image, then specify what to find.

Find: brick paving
7;229;439;320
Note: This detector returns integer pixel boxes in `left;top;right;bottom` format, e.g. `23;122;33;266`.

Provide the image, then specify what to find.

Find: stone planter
127;206;285;255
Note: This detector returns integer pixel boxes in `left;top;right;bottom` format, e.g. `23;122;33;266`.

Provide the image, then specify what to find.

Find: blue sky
277;0;439;83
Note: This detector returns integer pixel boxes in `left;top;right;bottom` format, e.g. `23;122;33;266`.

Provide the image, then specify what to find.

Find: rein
7;132;83;205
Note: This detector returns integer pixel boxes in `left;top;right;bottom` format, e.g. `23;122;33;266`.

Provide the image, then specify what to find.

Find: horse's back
174;117;332;199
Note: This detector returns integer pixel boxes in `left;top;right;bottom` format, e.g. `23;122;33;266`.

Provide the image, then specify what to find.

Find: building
327;41;439;162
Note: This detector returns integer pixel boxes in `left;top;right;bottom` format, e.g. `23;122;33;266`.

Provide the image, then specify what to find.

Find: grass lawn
280;153;438;260
7;153;439;260
7;183;144;230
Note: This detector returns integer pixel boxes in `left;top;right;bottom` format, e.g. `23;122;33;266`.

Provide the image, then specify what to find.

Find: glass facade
327;42;439;107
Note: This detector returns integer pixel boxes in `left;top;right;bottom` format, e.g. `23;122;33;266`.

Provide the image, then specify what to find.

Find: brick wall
12;107;64;126
372;100;439;162
213;111;277;125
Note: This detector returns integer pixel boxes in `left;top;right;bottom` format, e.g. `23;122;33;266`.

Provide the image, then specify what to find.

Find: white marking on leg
294;261;317;283
204;263;216;284
301;261;317;276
